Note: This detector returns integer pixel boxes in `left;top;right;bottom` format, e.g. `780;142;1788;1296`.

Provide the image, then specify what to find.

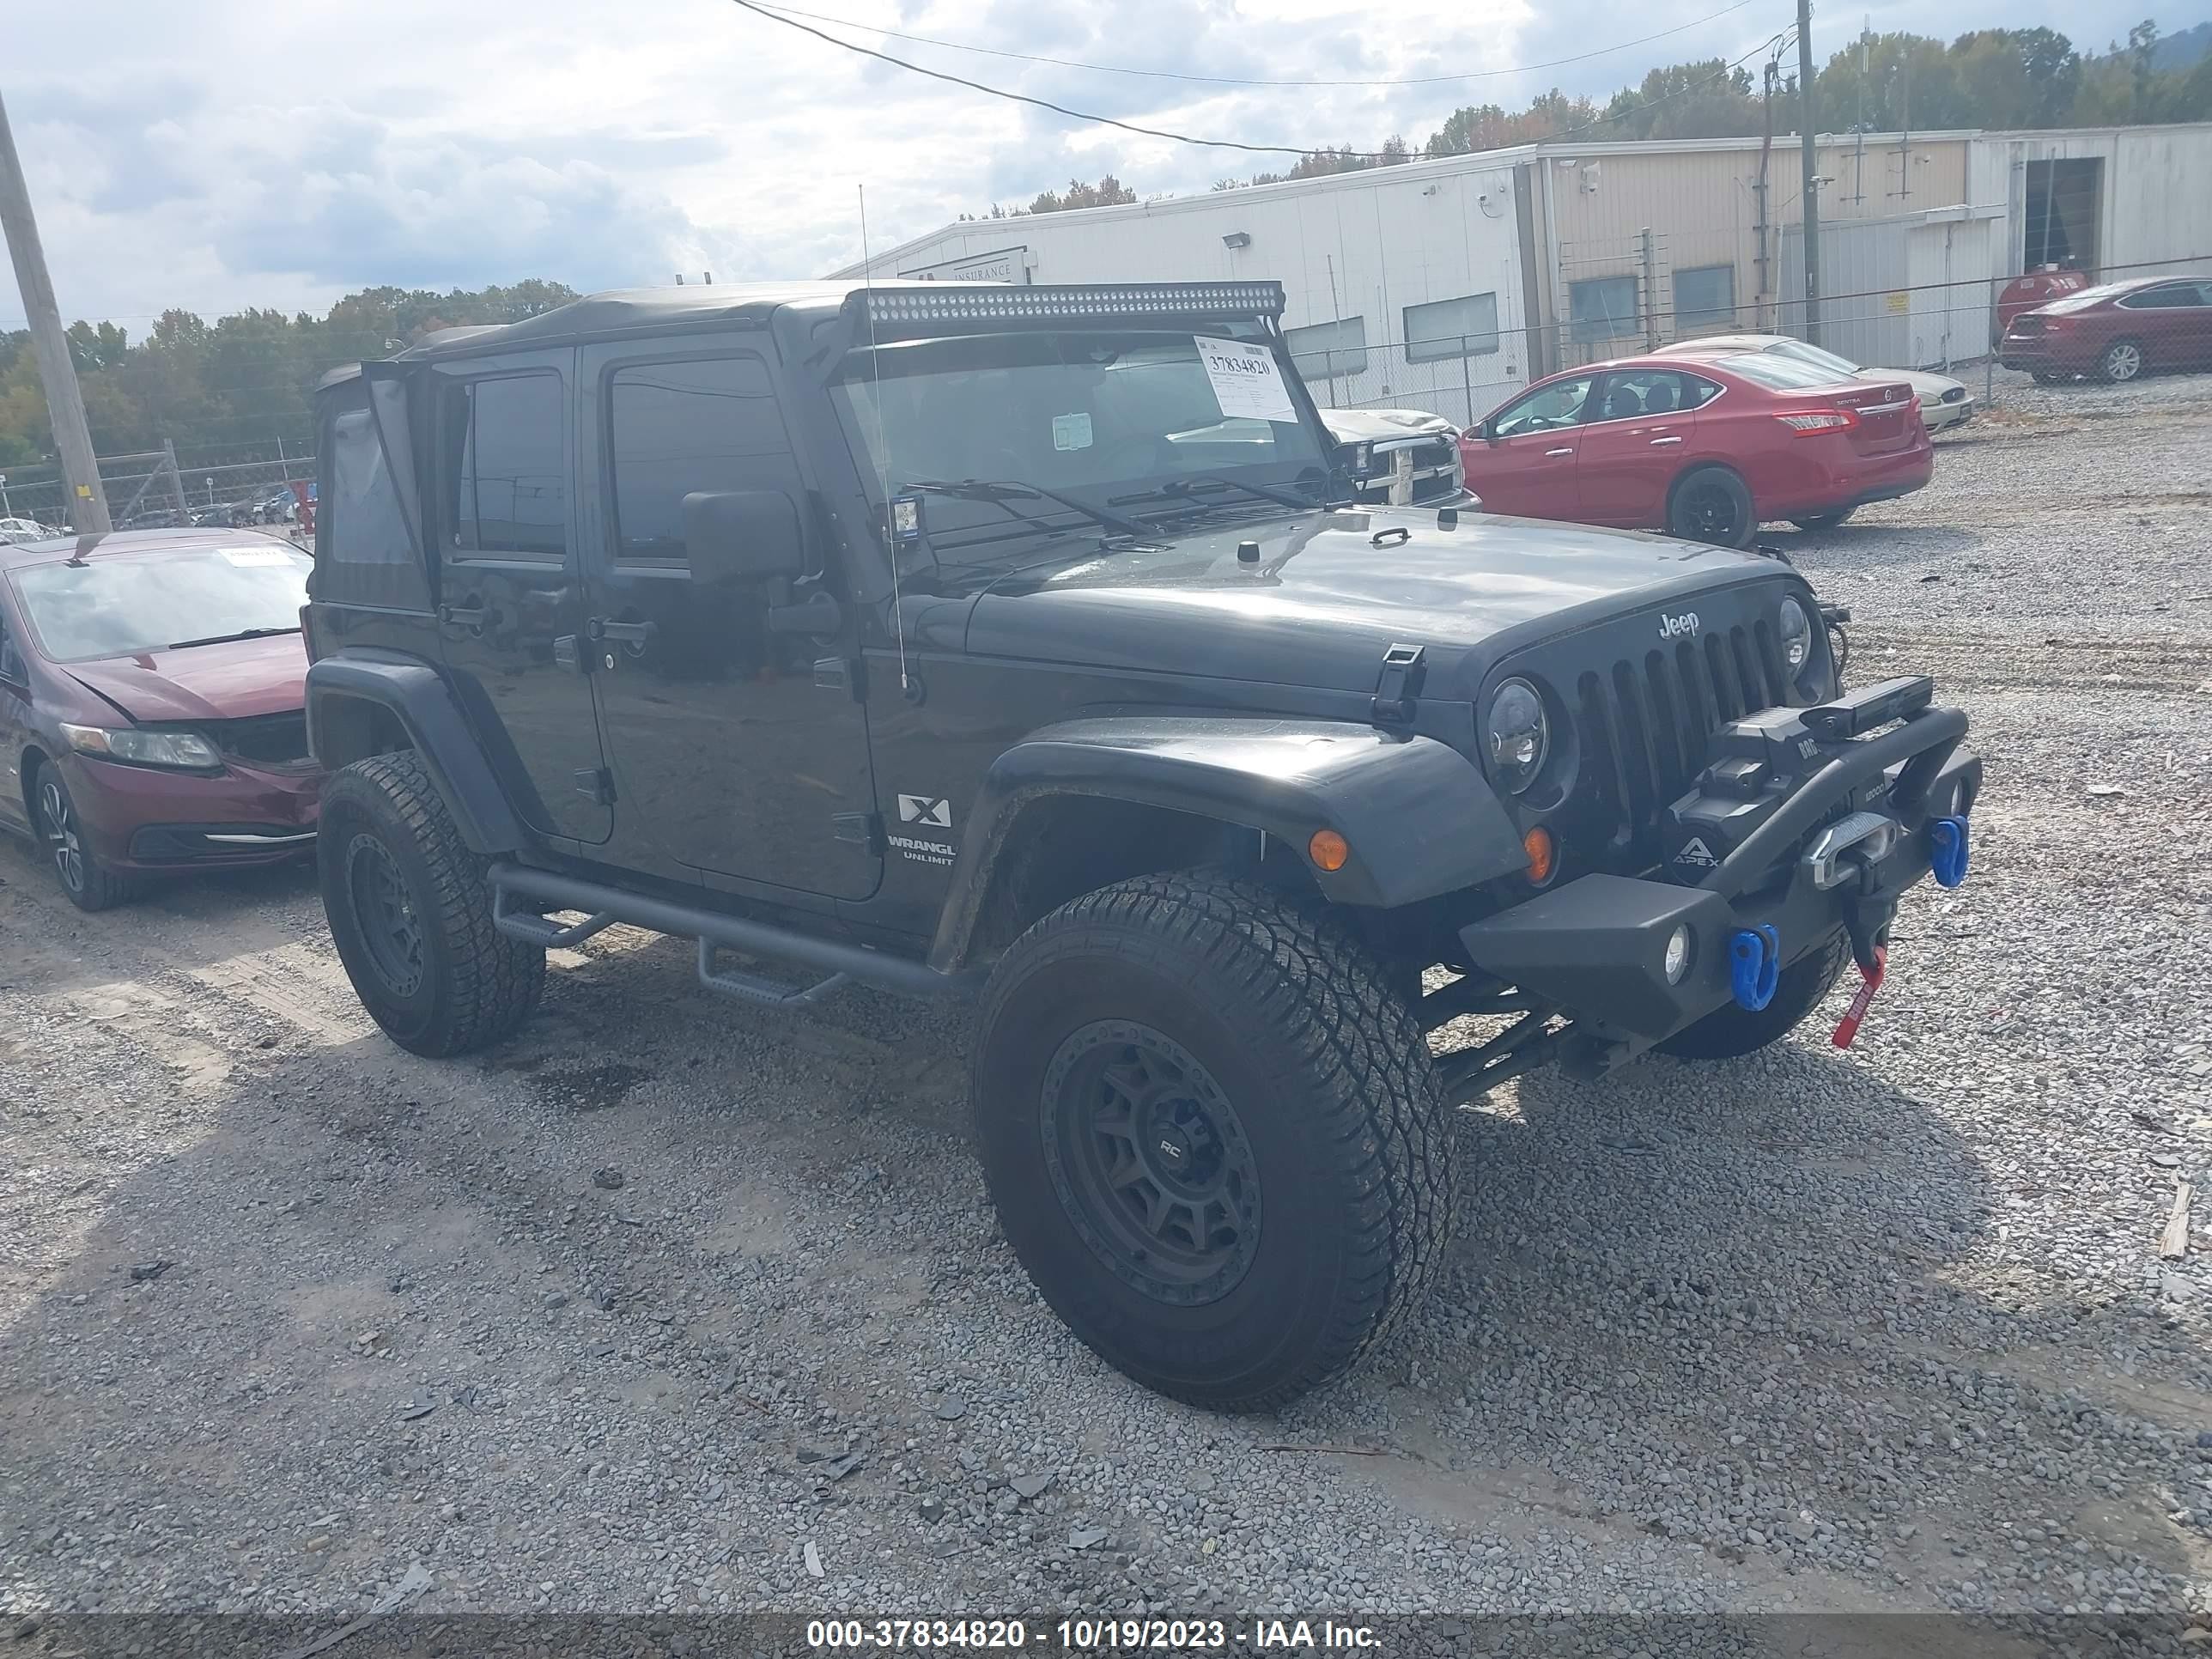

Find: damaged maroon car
0;529;320;909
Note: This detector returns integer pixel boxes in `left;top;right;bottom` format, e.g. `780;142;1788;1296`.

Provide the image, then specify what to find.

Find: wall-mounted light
1222;231;1251;249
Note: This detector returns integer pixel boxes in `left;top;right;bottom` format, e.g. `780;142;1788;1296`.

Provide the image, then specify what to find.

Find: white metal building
838;123;2212;422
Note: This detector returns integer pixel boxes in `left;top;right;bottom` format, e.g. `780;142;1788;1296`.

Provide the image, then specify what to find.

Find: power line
731;0;1790;161
749;0;1760;88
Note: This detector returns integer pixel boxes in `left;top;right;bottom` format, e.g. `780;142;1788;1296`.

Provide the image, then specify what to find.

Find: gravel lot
3;370;2209;1627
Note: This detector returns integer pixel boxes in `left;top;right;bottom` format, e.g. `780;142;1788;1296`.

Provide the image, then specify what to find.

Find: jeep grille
1575;624;1789;853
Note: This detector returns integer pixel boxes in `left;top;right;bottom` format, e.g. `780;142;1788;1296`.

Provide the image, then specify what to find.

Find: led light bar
849;282;1287;333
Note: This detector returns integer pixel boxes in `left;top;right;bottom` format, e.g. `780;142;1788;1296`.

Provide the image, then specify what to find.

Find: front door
1463;374;1593;520
429;351;611;844
1571;368;1705;528
576;338;880;900
0;598;32;838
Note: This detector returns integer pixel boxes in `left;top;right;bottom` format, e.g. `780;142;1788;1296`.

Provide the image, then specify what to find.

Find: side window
1492;375;1594;437
606;356;800;566
1589;369;1698;422
2121;284;2188;310
445;374;567;559
0;608;24;682
1679;374;1725;409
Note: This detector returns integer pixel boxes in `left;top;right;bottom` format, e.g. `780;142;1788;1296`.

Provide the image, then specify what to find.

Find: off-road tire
319;752;544;1057
971;871;1456;1413
1656;927;1850;1060
1667;465;1757;550
30;760;143;912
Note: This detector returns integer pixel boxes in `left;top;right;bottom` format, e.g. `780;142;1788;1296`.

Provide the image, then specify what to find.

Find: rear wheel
319;752;544;1056
1656;929;1850;1060
1791;506;1856;532
2098;338;2145;383
1667;465;1756;550
31;763;141;912
971;872;1455;1412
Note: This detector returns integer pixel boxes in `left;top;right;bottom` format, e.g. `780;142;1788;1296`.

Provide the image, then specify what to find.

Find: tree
1023;175;1138;215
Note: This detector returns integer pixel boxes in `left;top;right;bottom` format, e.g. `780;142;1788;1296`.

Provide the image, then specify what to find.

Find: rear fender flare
927;715;1525;972
306;653;524;854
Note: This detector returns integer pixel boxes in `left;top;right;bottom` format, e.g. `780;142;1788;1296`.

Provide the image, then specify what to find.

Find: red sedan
1999;276;2212;384
0;529;321;909
1459;351;1932;546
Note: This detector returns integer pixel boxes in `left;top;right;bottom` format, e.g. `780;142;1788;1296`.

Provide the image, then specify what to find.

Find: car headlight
1485;678;1549;794
1778;597;1814;677
60;722;223;771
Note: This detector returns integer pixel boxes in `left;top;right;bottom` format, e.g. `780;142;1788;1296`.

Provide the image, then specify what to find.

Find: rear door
0;596;32;836
576;337;881;900
1463;374;1593;519
1570;368;1705;528
428;350;613;845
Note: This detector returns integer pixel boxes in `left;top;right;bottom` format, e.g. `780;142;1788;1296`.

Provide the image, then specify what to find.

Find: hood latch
1371;642;1427;729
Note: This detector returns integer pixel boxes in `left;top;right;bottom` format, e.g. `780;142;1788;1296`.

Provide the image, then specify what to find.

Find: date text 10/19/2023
806;1620;1382;1650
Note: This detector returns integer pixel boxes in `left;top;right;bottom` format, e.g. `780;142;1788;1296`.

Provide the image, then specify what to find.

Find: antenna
858;184;908;694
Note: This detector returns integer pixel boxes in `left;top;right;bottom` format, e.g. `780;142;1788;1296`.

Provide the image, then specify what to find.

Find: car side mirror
681;489;805;586
1477;419;1498;444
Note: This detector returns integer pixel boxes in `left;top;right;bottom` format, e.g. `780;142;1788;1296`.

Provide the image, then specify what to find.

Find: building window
447;374;567;559
1403;293;1501;362
1672;265;1736;333
1285;317;1369;381
1567;276;1639;346
608;356;799;564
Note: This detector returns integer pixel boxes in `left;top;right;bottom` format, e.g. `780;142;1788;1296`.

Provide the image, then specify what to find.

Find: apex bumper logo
897;795;952;829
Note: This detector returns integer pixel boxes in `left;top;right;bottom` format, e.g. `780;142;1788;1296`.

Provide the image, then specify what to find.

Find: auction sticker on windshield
1052;412;1094;452
1194;336;1297;423
222;547;299;567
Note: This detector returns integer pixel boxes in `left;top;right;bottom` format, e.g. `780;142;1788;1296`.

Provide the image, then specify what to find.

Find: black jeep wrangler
304;281;1980;1412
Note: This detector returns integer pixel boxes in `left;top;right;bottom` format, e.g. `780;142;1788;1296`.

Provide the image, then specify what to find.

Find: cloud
0;0;2198;331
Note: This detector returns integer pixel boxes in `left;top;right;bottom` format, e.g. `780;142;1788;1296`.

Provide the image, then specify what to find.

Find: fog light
1663;924;1692;984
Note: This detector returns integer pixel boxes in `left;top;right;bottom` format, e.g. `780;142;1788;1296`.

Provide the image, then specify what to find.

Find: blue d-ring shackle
1929;816;1970;889
1729;925;1782;1012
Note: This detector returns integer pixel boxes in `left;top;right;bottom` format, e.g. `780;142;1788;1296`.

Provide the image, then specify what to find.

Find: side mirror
1479;419;1498;444
681;489;805;586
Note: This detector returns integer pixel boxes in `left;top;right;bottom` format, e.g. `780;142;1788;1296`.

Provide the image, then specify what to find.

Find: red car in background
1459;351;1933;547
0;529;321;909
1999;276;2212;384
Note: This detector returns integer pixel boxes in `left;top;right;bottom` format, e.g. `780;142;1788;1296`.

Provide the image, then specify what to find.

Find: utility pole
0;88;110;533
1797;0;1822;344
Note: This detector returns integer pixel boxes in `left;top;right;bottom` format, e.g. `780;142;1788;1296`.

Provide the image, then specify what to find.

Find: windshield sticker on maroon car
1194;335;1296;423
221;546;298;567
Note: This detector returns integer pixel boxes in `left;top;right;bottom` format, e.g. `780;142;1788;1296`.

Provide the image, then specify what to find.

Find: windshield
10;544;310;662
1769;339;1863;377
830;326;1330;561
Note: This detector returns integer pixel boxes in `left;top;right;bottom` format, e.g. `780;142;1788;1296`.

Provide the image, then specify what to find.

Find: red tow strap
1831;945;1887;1048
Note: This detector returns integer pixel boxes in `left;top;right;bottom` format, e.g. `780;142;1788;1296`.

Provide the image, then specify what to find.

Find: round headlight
1485;678;1549;794
1778;597;1813;674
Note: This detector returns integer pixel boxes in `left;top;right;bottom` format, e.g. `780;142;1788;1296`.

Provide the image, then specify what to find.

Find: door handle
587;617;657;647
1544;447;1575;457
437;599;489;631
1649;435;1684;447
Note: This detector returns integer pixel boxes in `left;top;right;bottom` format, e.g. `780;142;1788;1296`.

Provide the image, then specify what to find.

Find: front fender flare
306;652;525;854
927;716;1524;972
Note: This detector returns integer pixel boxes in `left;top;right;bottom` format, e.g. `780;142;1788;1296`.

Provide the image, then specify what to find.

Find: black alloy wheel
1041;1019;1262;1306
343;832;426;999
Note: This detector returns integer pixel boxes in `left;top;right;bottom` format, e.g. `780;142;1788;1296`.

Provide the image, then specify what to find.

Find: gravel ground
3;369;2209;1627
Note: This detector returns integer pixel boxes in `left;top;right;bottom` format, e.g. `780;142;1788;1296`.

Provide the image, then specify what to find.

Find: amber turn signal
1522;825;1556;884
1308;829;1350;872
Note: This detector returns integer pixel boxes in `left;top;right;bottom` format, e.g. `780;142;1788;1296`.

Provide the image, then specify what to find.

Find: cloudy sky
3;0;2201;333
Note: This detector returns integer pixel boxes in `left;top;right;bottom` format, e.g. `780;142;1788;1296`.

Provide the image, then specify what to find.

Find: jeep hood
64;633;309;724
964;509;1792;696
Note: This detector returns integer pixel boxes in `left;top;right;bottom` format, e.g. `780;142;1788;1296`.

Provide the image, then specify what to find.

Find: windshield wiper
164;626;301;650
1108;473;1319;514
905;478;1151;541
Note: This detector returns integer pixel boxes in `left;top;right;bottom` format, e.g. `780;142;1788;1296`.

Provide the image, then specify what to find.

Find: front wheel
319;752;544;1057
1656;929;1850;1060
1667;465;1756;550
2098;338;2145;383
32;763;141;912
971;872;1456;1412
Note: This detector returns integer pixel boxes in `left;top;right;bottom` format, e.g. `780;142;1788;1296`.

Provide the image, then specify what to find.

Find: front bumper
1925;397;1973;431
68;753;321;871
1457;699;1979;1069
